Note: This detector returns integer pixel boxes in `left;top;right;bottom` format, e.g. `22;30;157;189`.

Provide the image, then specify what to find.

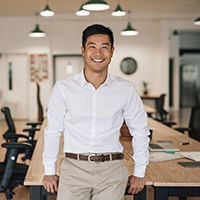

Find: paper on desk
179;152;200;161
149;152;184;162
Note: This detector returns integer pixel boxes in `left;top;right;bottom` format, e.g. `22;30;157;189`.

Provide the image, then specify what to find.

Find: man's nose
95;48;103;54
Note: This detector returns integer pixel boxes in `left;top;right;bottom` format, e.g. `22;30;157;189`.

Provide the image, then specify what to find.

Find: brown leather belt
65;152;124;163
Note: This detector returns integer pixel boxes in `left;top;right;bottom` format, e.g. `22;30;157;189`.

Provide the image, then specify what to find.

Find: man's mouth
91;57;106;63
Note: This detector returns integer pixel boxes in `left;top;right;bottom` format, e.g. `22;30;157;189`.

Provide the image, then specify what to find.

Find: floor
0;108;199;200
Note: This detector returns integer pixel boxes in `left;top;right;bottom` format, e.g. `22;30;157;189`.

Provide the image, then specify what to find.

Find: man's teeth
93;58;104;62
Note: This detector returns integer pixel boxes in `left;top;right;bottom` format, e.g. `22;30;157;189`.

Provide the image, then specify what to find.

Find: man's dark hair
82;24;114;48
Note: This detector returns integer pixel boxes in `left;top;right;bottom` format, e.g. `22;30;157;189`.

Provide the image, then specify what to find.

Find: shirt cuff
44;165;56;175
133;165;146;178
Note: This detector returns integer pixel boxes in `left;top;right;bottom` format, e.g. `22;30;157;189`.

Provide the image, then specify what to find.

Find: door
0;54;28;119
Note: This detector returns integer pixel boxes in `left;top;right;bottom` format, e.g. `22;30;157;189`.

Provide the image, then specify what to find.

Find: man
43;24;149;200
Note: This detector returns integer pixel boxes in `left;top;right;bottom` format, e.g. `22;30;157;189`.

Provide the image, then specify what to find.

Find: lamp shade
40;4;55;17
194;17;200;25
29;24;46;38
76;5;90;16
83;0;110;11
112;4;126;17
121;22;138;36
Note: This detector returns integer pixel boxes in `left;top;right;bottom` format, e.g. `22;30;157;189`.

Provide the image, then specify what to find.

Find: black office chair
175;106;200;142
1;107;40;161
0;141;32;200
154;94;177;127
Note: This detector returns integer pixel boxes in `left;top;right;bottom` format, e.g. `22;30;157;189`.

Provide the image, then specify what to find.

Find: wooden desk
141;95;160;100
147;118;200;200
141;95;160;113
144;105;156;117
24;119;152;200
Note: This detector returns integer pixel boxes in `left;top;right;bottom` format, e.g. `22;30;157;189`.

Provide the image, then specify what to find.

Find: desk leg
30;186;47;200
154;187;168;200
134;186;146;200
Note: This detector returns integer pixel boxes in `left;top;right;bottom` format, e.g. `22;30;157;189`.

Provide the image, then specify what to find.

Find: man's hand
42;174;59;194
127;175;145;194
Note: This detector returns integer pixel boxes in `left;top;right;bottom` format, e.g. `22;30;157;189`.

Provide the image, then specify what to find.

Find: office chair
1;107;40;161
175;106;200;142
154;94;177;127
0;141;32;200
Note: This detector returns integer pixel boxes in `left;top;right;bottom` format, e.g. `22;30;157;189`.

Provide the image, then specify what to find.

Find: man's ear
81;46;85;56
111;46;115;57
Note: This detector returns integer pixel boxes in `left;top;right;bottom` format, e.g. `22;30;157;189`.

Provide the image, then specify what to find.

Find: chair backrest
156;94;168;121
189;106;200;141
1;107;16;133
36;82;44;122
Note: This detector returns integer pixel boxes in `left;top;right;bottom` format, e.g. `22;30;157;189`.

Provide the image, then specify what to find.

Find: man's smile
91;56;106;63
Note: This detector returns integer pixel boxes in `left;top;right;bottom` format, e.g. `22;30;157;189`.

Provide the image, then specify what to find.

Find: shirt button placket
91;92;97;148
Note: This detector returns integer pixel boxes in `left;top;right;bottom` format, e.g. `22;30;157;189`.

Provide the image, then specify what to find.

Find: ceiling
1;0;200;21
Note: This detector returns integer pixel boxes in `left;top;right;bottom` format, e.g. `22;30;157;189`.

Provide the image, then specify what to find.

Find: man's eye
102;46;108;49
89;46;95;49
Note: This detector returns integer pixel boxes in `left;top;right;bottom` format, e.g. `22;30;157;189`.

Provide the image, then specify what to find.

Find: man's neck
84;68;107;89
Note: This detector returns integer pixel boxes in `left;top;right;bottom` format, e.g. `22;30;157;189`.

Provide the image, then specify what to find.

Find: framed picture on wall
30;54;48;82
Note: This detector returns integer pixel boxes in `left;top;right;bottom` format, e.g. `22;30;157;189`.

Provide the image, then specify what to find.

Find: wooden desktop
24;111;200;200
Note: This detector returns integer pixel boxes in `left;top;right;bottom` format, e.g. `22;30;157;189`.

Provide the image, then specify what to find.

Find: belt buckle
88;153;100;164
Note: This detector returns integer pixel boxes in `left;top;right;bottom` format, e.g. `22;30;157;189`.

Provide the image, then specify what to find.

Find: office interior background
0;0;200;121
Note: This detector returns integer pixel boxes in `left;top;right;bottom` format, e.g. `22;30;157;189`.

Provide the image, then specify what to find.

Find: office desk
141;94;160;100
141;95;160;113
147;118;200;200
24;119;152;200
144;105;156;117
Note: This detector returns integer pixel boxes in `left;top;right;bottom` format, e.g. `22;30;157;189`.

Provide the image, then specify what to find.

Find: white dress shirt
43;69;149;177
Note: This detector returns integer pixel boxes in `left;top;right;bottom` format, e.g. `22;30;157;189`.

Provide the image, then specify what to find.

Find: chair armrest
22;128;40;140
162;121;177;127
3;132;29;142
1;141;32;149
22;127;40;132
174;127;190;134
26;122;42;128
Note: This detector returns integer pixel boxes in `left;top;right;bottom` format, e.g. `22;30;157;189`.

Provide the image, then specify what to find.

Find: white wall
0;15;199;119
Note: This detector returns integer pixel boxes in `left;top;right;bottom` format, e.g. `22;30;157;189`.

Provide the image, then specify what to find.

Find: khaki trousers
57;157;128;200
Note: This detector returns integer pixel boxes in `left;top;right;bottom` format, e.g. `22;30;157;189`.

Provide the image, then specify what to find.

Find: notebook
149;142;180;152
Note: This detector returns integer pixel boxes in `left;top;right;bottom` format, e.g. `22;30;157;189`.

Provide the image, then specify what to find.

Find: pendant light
83;0;110;11
76;5;90;16
29;24;46;38
121;11;138;36
112;4;126;16
40;3;54;17
194;17;200;25
29;13;46;38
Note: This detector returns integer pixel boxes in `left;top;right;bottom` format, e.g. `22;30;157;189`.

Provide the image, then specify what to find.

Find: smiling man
42;24;149;200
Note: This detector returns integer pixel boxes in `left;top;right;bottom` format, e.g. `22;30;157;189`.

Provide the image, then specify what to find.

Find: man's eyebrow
86;42;110;46
87;42;95;45
102;42;110;46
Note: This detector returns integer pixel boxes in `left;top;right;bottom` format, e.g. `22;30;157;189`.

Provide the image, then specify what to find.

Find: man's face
81;34;114;73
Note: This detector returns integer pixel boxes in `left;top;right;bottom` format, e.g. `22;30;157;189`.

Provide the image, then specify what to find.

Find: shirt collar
80;68;114;88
